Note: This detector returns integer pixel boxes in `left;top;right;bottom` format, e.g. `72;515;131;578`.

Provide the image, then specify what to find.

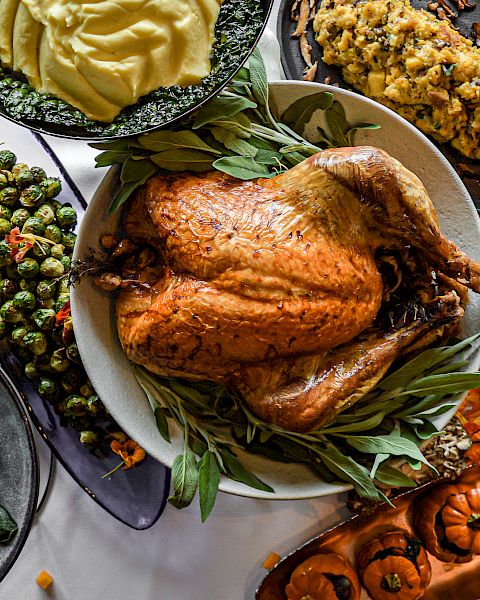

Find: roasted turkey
116;146;480;432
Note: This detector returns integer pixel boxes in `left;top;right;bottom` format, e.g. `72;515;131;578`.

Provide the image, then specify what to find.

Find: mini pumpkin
357;530;431;600
285;552;361;600
414;481;480;563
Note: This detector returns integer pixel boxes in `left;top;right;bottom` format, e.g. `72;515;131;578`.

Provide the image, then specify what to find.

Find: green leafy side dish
93;50;480;521
0;0;266;138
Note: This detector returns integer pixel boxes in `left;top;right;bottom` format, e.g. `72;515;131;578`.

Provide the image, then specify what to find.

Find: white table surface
0;4;351;599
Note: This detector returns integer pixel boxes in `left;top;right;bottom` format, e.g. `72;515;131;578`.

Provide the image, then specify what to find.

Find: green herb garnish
133;334;480;520
92;48;380;212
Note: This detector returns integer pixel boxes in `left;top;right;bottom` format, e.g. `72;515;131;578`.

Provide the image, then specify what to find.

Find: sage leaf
345;123;381;145
220;449;273;492
248;47;269;107
151;149;214;172
380;334;480;390
198;450;221;522
121;156;157;183
154;407;170;443
0;506;17;543
374;464;417;488
370;453;389;478
210;113;252;138
255;149;284;165
320;411;385;434
325;101;349;145
213;156;272;180
233;66;250;82
109;180;142;213
317;445;384;501
406;372;480;397
211;128;258;157
138;130;221;154
168;449;199;509
281;92;334;135
95;150;131;167
414;420;441;440
193;96;257;129
346;434;431;466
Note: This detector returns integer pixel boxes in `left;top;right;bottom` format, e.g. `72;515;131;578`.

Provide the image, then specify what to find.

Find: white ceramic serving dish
71;81;480;500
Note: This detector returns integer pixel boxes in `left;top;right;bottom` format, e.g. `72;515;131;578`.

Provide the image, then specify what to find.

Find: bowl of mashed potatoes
0;0;272;138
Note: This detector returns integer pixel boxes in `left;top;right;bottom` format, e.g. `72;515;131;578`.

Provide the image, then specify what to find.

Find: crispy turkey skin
116;147;480;432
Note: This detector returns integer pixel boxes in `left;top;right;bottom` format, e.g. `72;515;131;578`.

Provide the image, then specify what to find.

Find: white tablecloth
0;4;350;598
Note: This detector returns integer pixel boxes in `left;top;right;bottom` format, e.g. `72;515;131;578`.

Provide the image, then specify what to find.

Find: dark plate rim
0;0;274;141
0;367;39;585
276;0;297;81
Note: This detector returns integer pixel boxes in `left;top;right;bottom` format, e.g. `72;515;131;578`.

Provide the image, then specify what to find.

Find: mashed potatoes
0;0;222;121
314;0;480;159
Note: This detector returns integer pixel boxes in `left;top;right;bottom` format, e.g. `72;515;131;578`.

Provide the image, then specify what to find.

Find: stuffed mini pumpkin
357;530;431;600
415;481;480;563
285;552;361;600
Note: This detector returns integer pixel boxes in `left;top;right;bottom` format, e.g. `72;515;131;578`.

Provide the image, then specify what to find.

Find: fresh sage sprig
133;334;480;520
91;48;380;212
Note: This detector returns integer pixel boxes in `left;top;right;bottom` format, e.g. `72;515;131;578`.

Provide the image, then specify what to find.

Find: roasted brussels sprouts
0;205;12;221
30;166;47;182
34;204;55;225
23;331;48;355
0;173;7;190
0;278;17;298
66;342;80;363
32;241;51;258
44;224;62;244
5;262;20;280
68;416;93;431
50;244;64;259
60;255;70;270
13;290;36;310
37;376;58;399
24;362;39;379
22;216;46;236
56;206;77;230
0;150;16;170
19;185;44;208
39;177;61;199
65;395;89;417
61;368;83;393
40;257;64;277
37;280;57;299
19;278;37;292
55;293;70;312
0;299;23;323
11;208;30;228
40;298;55;310
11;163;28;176
0;219;10;237
79;430;100;446
61;232;76;253
0;240;11;268
14;168;35;190
11;326;29;347
33;308;56;331
0;187;19;207
79;381;95;397
50;348;70;372
17;258;40;279
86;395;105;418
0;319;7;339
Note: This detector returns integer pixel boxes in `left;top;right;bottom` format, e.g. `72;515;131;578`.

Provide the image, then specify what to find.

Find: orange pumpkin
414;481;478;563
441;488;480;554
357;530;431;600
285;553;361;600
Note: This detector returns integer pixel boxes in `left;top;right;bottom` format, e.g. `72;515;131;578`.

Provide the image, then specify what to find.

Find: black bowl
0;0;273;140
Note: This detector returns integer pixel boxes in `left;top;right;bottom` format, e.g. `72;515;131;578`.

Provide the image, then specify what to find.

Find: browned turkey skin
116;146;480;432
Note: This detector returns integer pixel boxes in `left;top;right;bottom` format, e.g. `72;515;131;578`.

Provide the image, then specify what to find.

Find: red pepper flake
55;301;71;327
